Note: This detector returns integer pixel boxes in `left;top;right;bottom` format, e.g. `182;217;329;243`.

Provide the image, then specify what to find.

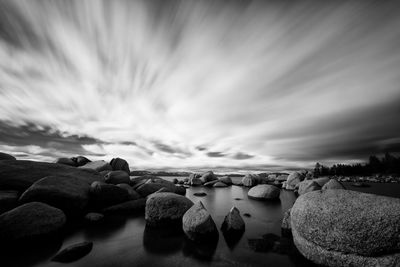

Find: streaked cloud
0;0;400;170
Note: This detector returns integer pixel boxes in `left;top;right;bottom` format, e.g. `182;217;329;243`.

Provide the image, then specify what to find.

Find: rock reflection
143;225;184;255
182;235;219;262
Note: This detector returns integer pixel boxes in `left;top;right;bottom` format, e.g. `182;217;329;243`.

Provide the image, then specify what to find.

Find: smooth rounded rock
203;180;218;187
248;184;280;200
80;160;112;172
90;181;130;209
213;181;228;188
72;156;91;167
285;172;305;190
200;171;217;184
110;157;130;175
219;176;232;185
182;201;218;242
145;193;193;227
105;171;130;185
322;179;345;190
297;181;321;196
117;183;141;200
242;174;259;187
291;189;400;266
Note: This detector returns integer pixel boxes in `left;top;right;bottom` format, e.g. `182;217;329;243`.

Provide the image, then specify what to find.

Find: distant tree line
314;153;400;177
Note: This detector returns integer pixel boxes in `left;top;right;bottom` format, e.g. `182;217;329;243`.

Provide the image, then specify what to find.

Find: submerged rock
0;152;16;161
0;202;66;245
248;184;280;200
105;171;130;185
322;179;345;190
182;201;218;242
19;175;91;216
110;157;130;175
145;193;193;227
52;241;93;263
291;189;400;266
194;192;207;197
80;160;112;172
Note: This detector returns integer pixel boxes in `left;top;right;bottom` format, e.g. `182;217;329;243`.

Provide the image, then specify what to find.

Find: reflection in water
143;225;184;255
222;229;244;250
83;215;128;241
182;235;219;262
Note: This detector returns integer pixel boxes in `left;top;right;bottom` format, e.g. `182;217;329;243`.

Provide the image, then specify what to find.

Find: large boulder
79;160;112;172
0;160;102;191
145;193;193;227
0;190;19;214
297;181;321;196
219;176;232;185
248;185;280;200
285;172;305;190
200;171;217;184
136;178;177;197
19;176;91;216
182;201;218;242
55;158;77;167
110;157;130;175
0;202;66;245
90;181;130;209
242;174;259;187
52;241;93;263
189;173;203;186
322;179;345;190
291;190;400;266
102;198;146;215
0;152;16;161
221;206;245;234
105;171;130;185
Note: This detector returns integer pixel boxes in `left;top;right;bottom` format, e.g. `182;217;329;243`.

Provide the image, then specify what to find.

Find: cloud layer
0;0;400;170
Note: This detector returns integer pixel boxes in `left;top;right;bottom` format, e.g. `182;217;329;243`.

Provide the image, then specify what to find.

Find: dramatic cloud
0;0;400;170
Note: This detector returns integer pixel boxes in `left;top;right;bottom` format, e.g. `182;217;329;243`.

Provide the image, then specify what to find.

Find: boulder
84;212;104;224
145;193;193;227
72;156;91;167
188;173;203;186
79;160;112;172
232;179;243;186
0;190;19;214
0;152;16;161
221;206;245;234
285;172;305;190
182;201;218;242
219;176;232;185
173;178;179;184
297;181;321;196
276;175;288;182
19;176;91;216
213;181;228;188
204;180;218;187
0;160;102;191
200;171;217;183
55;158;77;167
0;202;66;244
90;181;130;209
102;198;146;215
248;185;280;200
291;189;400;266
117;183;141;200
110;157;130;175
52;241;93;263
322;179;345;190
242;174;259;187
136;181;177;197
312;177;330;187
175;186;186;196
105;171;130;185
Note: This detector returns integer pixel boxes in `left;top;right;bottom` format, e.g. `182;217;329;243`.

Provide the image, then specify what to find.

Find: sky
0;0;400;171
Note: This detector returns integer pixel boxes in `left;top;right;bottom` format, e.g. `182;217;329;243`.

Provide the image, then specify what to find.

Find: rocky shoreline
1;152;399;266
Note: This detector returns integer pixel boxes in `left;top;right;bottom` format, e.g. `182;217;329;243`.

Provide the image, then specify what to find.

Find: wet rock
291;189;400;266
0;160;102;191
248;184;280;200
84;212;104;224
241;174;259;187
80;160;112;172
200;171;217;184
0;152;16;161
110;157;130;175
213;181;228;188
243;213;251;217
0;190;19;214
221;207;245;234
102;198;146;215
90;181;130;209
105;170;130;185
281;208;292;237
55;158;77;167
203;180;218;187
194;192;207;197
182;201;218;242
52;241;93;263
146;193;193;227
117;183;141;200
19;176;91;216
322;179;345;190
297;181;321;196
0;202;66;245
219;176;232;185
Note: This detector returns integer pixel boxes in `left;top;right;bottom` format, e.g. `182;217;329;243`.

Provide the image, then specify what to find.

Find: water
10;178;400;267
